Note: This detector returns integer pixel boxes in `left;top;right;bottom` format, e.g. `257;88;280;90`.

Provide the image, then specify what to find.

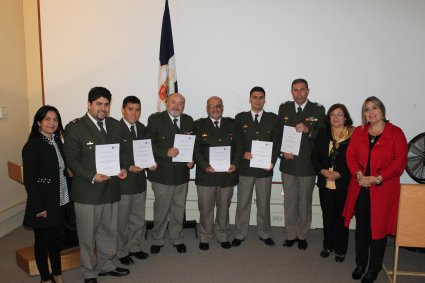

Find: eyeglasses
207;104;223;109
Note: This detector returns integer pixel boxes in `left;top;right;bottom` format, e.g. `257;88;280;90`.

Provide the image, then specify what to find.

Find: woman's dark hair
326;103;353;127
28;105;64;140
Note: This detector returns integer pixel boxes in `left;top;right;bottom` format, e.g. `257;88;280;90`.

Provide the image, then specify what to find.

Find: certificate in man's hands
209;146;231;172
172;134;196;162
280;125;302;156
250;140;273;169
133;139;156;168
95;143;121;176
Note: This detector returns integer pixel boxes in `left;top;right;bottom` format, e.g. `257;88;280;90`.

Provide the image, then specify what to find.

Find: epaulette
280;101;291;106
107;116;118;122
70;117;81;124
150;112;162;118
195;118;204;123
223;117;235;121
315;102;323;107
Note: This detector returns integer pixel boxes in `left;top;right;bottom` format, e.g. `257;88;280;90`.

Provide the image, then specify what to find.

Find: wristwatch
375;176;383;185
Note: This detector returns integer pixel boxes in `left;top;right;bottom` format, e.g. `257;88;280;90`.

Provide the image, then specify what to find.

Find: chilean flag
158;0;178;111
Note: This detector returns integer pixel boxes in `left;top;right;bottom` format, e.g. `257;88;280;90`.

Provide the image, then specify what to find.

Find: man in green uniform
64;87;130;283
232;87;280;247
145;93;194;254
117;96;154;265
193;96;243;250
278;79;325;250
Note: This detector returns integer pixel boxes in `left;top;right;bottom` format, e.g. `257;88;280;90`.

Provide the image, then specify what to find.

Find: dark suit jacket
193;117;243;187
311;127;351;190
145;111;194;186
278;100;326;176
119;119;147;195
64;114;129;204
22;134;69;228
235;111;280;178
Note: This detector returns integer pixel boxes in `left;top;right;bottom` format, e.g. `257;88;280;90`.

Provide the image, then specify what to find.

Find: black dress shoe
129;250;149;260
352;266;366;280
220;241;231;249
231;239;243;247
119;255;134;265
174;243;187;253
199;242;209;250
361;269;379;283
98;267;130;277
260;237;275;246
320;249;332;258
150;245;163;254
84;278;97;283
298;239;308;250
335;253;345;262
283;238;298;247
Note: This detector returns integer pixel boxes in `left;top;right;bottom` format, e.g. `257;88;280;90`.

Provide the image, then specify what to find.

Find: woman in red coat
343;96;407;283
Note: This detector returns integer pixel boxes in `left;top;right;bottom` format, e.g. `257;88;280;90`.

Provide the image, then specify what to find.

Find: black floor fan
406;132;425;184
403;132;425;253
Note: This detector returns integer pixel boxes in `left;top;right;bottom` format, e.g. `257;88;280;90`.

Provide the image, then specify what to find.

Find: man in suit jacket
145;93;194;254
117;96;154;266
232;87;280;247
64;87;130;283
193;96;243;250
278;79;326;250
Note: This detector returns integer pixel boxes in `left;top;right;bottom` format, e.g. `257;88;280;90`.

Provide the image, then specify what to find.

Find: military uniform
278;100;325;241
117;119;148;259
193;117;243;243
64;114;129;279
233;110;280;241
145;111;194;246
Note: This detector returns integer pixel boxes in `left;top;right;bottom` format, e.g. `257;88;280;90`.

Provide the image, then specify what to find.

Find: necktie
297;106;302;115
130;125;137;139
173;118;180;132
214;120;219;128
213;120;219;135
97;121;107;138
254;114;259;127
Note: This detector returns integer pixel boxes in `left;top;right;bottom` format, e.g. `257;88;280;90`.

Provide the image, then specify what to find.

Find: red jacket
343;123;407;239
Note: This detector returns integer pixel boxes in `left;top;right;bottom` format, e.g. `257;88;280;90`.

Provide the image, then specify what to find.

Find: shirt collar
122;118;135;130
210;117;222;126
87;112;105;128
295;100;308;112
250;110;264;120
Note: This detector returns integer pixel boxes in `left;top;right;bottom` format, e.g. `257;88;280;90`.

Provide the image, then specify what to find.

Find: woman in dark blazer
23;105;69;283
312;103;354;263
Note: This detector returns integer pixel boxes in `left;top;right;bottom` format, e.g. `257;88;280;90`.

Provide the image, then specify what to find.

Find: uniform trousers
34;226;62;281
151;182;188;245
234;176;272;240
197;185;234;243
354;188;387;271
319;185;349;254
117;192;146;258
74;202;118;279
281;173;316;240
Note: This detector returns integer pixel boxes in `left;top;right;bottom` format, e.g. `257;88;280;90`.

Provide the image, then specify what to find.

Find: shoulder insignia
70;118;81;124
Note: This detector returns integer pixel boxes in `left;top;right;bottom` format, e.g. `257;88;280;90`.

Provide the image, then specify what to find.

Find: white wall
39;0;425;184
